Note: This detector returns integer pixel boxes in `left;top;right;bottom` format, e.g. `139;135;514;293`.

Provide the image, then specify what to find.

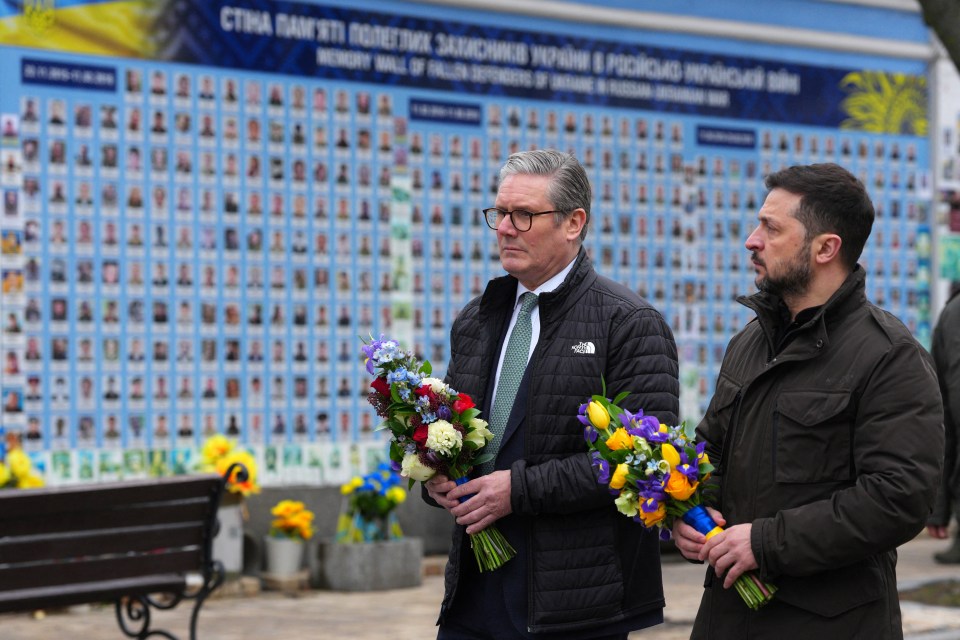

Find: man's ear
813;233;842;264
565;209;587;240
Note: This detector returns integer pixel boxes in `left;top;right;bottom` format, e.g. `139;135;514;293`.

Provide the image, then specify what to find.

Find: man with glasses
425;149;679;638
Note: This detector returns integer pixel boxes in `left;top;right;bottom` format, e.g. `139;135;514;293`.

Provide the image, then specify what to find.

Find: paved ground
3;535;960;639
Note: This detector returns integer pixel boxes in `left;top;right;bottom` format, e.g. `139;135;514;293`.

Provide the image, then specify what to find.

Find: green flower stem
469;527;516;572
732;572;777;610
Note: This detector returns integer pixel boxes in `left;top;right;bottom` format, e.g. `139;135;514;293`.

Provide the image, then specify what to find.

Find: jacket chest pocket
774;389;853;484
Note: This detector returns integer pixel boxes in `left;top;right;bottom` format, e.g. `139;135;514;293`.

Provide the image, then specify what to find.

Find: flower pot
316;537;422;591
264;536;304;577
213;498;244;574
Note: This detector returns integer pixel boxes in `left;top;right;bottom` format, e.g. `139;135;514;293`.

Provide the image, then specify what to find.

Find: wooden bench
0;468;236;639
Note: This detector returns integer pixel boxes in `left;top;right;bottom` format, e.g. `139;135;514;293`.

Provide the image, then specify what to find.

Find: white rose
400;452;435;481
421;377;447;394
464;418;494;448
425;419;462;457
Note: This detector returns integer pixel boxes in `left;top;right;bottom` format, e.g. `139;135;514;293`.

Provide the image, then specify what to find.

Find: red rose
412;424;429;447
453;393;475;413
414;384;432;397
370;377;390;397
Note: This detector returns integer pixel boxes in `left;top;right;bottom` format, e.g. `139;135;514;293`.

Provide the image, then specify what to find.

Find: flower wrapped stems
681;505;777;610
580;386;776;610
362;336;515;571
453;476;516;572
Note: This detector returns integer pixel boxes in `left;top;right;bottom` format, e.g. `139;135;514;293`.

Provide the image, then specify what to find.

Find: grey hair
499;149;591;241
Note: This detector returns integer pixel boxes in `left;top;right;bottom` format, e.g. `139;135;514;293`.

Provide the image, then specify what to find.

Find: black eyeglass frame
482;207;567;232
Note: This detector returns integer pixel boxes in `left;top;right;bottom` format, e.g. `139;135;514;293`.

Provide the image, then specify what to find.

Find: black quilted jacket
439;251;679;634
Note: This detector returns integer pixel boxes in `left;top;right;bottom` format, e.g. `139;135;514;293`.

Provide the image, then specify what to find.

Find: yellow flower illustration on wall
839;70;927;135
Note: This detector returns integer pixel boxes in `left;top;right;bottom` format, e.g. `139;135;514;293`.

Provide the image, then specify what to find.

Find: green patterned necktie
481;292;538;475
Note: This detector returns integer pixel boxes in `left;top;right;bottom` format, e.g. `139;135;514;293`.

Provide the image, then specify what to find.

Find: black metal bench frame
0;466;239;639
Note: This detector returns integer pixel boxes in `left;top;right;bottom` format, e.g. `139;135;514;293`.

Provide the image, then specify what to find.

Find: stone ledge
261;570;311;593
210;575;261;599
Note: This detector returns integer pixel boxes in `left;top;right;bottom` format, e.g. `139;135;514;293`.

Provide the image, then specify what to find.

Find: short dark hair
764;163;874;270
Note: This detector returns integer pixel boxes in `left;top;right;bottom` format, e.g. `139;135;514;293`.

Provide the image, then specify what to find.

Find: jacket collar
737;265;867;357
479;248;595;326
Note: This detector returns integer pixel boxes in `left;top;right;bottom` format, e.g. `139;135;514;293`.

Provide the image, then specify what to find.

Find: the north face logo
571;341;596;354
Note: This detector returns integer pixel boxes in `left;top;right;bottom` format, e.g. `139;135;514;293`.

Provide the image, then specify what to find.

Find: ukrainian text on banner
0;0;926;133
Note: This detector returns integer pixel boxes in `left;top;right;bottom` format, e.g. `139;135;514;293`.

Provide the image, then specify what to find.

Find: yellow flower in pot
265;500;315;577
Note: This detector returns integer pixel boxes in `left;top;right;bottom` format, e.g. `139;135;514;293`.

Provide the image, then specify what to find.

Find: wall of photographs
0;0;935;485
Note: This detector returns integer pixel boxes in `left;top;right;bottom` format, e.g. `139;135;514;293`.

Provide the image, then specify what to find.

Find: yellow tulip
639;499;666;527
609;463;630;490
605;428;633;451
587;401;610;430
664;470;699;501
661;442;681;469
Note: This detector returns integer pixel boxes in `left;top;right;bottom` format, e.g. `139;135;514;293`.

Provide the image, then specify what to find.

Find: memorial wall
0;0;936;485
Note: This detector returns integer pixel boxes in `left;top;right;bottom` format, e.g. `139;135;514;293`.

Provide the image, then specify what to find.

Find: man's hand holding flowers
448;470;513;536
424;474;459;510
674;507;760;589
701;521;758;590
363;335;516;571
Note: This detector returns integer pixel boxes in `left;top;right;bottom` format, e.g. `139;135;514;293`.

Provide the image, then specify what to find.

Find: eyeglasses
482;207;565;232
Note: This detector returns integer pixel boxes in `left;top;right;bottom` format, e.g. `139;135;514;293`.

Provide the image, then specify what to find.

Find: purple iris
630;415;669;443
618;408;643;430
640;498;662;513
637;476;667;503
576;402;589;426
579;402;600;442
590;451;610;484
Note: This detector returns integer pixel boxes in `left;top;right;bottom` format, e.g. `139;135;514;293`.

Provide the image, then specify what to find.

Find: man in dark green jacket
673;163;943;638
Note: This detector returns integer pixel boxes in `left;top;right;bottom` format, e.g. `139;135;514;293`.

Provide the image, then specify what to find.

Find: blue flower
386;366;408;385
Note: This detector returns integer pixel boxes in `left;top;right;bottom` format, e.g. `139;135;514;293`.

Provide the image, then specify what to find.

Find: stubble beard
753;242;812;299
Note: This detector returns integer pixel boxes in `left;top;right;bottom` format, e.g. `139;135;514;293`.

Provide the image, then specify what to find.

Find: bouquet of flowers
579;388;777;610
336;463;407;542
362;336;515;572
269;500;315;540
197;435;260;497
